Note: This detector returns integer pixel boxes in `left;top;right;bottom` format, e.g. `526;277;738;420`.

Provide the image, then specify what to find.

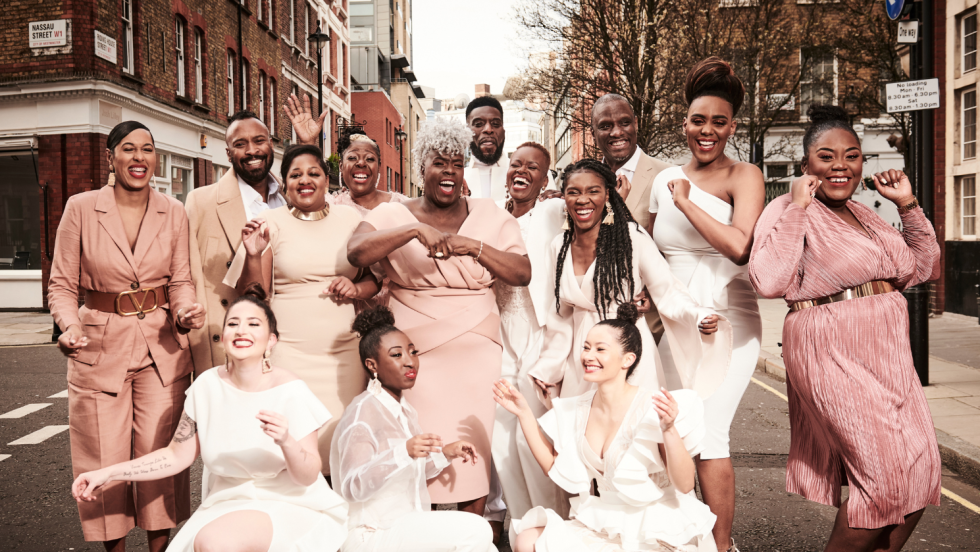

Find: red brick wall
350;91;402;193
933;0;946;314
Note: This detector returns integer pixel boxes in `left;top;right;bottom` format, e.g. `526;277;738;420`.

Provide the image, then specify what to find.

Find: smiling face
506;146;549;204
366;330;420;393
222;301;276;364
226;118;274;186
107;129;157;192
468;106;505;165
564;171;608;234
581;324;635;384
591;99;638;166
803;127;864;205
284;153;329;212
341;141;381;198
684;95;736;165
422;151;465;208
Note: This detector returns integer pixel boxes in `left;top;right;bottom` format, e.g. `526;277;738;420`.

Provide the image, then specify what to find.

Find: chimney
475;84;491;98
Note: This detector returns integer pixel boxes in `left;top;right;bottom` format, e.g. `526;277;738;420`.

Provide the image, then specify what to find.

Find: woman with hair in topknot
749;104;941;551
331;306;496;552
496;303;717;552
648;57;765;551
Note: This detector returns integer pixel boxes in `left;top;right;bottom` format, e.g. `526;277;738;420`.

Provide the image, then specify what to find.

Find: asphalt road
0;343;978;551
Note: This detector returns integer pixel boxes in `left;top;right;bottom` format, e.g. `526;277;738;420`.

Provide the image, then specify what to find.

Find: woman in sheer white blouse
330;306;496;552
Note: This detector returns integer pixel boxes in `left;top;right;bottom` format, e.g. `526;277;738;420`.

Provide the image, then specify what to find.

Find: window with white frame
242;59;249;110
257;0;263;21
965;13;977;73
964;88;977;160
289;0;295;43
304;3;310;56
176;19;186;96
259;72;266;124
227;53;235;115
269;77;276;134
122;0;134;74
194;30;203;103
339;44;345;86
268;0;274;26
963;176;977;237
291;83;299;142
800;49;835;115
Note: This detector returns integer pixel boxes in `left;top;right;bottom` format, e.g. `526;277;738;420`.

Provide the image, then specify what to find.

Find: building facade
350;89;405;194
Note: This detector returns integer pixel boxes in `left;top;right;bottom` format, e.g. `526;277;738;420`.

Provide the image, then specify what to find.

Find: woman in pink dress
749;105;941;552
346;117;531;515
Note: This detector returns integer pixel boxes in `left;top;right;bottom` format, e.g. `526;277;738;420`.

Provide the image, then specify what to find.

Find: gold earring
561;208;571;231
262;349;273;373
107;170;115;187
602;201;614;225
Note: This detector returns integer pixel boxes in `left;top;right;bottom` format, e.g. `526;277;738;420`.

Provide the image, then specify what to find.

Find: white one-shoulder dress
168;369;349;552
649;166;762;459
511;388;717;551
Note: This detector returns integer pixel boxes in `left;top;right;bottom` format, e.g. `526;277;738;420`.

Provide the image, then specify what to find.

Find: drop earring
262;349;273;373
505;189;514;214
602;201;614;225
561;207;571;231
107;168;116;187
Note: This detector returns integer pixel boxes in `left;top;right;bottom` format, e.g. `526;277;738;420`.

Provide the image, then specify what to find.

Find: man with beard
185;96;325;374
464;96;508;200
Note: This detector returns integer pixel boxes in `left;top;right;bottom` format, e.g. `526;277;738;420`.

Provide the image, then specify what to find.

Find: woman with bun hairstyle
749;105;941;551
49;121;206;550
72;284;349;552
648;57;764;551
224;144;379;474
331;306;496;552
497;303;717;552
527;159;732;407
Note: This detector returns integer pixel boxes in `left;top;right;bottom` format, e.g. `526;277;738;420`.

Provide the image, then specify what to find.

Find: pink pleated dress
748;195;941;529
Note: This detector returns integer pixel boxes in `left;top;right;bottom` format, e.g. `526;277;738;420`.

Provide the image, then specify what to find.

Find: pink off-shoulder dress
748;196;941;529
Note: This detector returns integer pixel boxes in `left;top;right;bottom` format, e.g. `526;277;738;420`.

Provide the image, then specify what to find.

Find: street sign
885;0;906;21
29;20;67;48
885;79;940;113
94;31;116;64
897;21;918;44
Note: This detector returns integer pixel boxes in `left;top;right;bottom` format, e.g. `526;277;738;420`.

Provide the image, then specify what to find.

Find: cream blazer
624;151;671;235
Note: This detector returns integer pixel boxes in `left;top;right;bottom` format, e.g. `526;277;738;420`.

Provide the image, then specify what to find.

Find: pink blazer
48;186;197;393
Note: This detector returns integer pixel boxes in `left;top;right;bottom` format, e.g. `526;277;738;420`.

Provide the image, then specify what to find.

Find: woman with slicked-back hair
750;105;941;552
648;57;764;551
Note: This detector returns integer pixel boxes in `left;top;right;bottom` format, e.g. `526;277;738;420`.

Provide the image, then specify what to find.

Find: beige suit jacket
623;151;672;231
184;169;283;374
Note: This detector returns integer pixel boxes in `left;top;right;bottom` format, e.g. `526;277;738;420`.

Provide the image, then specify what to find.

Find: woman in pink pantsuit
347;117;531;514
749;106;941;552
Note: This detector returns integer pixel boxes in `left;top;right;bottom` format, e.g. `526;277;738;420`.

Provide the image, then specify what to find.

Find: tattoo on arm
172;412;197;444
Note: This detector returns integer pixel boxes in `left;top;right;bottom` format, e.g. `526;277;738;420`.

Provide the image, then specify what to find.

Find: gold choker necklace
288;205;330;221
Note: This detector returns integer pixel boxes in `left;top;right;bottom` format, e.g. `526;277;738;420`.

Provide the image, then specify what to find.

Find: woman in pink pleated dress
748;105;941;552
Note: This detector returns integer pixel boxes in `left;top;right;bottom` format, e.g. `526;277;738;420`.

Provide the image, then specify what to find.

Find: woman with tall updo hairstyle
749;105;941;551
526;159;732;408
647;57;765;551
224;144;379;475
49;121;206;550
72;284;349;552
496;303;717;551
331;306;496;552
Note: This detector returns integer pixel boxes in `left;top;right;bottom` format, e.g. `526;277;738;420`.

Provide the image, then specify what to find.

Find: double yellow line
749;377;980;515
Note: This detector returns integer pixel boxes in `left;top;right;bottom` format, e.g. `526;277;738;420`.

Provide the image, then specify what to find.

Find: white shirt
238;174;286;221
611;146;644;182
469;158;501;199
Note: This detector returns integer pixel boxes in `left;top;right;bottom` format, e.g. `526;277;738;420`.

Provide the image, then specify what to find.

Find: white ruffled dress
510;388;717;552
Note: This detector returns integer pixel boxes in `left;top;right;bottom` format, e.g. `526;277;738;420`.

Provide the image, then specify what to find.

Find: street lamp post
395;127;408;194
308;22;331;152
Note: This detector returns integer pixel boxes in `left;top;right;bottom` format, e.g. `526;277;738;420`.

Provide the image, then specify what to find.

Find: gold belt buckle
115;288;159;319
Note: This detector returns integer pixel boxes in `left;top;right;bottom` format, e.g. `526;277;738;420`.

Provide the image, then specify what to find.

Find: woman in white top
647;58;764;552
71;284;348;552
331;306;495;552
527;159;732;405
497;303;717;552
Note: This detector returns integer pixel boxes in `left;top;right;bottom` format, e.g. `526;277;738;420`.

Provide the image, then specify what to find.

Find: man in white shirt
463;96;508;201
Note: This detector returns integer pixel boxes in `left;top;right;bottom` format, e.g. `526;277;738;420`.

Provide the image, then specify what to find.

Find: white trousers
342;511;495;552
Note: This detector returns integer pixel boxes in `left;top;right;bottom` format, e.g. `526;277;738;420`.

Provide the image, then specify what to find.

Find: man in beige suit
186;97;323;374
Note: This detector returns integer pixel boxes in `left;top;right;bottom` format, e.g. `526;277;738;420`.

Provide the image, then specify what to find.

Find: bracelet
474;240;484;262
175;308;186;328
897;197;919;213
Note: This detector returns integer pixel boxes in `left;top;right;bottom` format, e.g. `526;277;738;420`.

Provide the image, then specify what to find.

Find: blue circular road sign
886;0;906;21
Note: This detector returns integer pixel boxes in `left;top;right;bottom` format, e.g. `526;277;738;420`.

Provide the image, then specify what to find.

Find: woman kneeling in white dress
331;306;496;552
495;303;717;552
71;284;349;552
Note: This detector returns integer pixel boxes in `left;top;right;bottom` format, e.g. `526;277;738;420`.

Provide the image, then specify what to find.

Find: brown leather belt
84;285;169;319
788;280;895;313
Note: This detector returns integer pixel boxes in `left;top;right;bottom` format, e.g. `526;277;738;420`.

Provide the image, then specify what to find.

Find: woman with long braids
331;306;495;552
648;58;764;552
527;159;732;405
749;105;941;552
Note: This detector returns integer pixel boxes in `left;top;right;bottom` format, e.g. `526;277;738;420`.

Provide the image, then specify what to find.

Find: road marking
48;390;68;399
0;403;52;419
751;376;980;516
8;425;69;445
0;454;10;462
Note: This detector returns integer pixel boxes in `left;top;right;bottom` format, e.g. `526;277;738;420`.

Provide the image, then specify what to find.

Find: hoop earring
107;169;115;187
602;201;614;225
262;349;273;373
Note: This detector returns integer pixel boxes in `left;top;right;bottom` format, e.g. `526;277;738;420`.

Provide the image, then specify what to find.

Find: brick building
350;89;406;194
0;0;351;308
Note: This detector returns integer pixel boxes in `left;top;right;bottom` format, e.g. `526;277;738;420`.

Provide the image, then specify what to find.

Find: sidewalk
756;297;980;485
0;312;53;346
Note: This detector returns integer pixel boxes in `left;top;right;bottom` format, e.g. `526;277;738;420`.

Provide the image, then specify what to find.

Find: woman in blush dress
498;303;717;552
71;285;348;552
331;306;495;552
648;58;764;551
749;105;941;552
346;117;531;515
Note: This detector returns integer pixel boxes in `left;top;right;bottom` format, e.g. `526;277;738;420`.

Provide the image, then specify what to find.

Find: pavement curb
755;350;786;382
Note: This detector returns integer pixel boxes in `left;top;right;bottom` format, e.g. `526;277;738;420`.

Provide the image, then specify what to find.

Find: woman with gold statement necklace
224;144;379;476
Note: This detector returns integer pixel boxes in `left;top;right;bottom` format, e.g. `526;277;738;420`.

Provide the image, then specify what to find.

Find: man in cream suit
185;96;323;374
463;96;508;200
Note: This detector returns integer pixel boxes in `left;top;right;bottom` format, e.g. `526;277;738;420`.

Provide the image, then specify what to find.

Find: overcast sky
412;0;527;101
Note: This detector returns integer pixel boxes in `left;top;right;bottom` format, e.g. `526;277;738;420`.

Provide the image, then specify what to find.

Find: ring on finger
435;251;444;258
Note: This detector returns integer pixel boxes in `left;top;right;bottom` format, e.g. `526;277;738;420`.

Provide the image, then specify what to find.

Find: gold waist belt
788;280;895;313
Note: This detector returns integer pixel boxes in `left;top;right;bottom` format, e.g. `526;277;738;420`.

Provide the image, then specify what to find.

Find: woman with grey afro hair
347;113;531;523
